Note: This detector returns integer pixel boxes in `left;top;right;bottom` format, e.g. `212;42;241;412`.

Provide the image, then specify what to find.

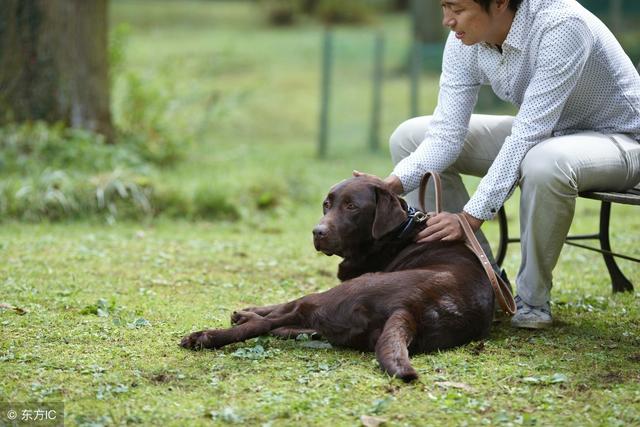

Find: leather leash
418;172;516;316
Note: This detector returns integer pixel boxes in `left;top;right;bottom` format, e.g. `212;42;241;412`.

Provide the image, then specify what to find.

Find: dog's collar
396;207;428;240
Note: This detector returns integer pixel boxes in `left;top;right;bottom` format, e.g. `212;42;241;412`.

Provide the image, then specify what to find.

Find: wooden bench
495;184;640;293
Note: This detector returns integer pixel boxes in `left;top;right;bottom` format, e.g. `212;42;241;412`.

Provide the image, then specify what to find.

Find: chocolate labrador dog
180;176;494;381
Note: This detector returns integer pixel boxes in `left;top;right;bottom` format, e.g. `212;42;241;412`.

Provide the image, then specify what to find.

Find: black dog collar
396;207;428;240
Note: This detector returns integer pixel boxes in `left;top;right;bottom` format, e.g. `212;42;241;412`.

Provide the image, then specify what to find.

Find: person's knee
389;116;432;165
520;146;578;195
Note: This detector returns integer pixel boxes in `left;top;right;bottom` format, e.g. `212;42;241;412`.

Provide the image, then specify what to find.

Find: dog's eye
323;200;331;211
345;203;358;210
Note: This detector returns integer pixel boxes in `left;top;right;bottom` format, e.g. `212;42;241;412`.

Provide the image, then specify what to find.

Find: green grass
1;1;639;426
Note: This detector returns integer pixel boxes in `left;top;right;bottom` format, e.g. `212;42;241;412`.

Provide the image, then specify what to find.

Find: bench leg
598;201;634;293
495;206;509;267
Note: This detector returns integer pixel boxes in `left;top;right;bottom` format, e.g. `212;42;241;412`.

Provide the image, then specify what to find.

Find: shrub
260;0;380;26
110;23;185;167
249;178;287;210
261;0;301;26
0;121;144;175
115;72;184;167
91;170;154;221
315;0;374;25
152;185;192;219
192;185;240;221
9;170;83;222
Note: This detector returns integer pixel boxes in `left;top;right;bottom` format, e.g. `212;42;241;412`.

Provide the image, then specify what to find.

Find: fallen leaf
434;381;476;392
521;373;568;385
299;340;332;349
361;415;387;427
549;373;568;384
0;303;27;315
127;318;151;328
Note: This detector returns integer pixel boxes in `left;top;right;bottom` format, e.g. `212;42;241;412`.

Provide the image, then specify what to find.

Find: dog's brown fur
180;176;494;381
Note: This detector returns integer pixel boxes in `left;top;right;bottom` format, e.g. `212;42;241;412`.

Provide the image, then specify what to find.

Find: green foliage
151;185;192;219
80;298;118;317
249;177;287;210
0;120;240;222
192;185;241;221
0;121;144;175
0;167;155;223
108;23;132;84
260;0;380;26
261;0;301;26
115;71;184;167
619;31;640;64
315;0;375;24
110;21;185;167
91;170;154;222
3;170;85;222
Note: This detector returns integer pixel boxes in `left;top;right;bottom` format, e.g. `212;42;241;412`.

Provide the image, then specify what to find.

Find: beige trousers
390;114;640;306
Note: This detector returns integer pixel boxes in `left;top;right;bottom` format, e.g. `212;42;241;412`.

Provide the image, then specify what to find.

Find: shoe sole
511;319;553;329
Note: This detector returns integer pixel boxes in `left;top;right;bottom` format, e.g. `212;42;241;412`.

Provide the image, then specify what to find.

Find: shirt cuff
391;165;422;195
463;195;501;221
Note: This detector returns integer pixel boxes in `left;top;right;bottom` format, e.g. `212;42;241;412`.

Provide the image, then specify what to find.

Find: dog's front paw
180;330;215;350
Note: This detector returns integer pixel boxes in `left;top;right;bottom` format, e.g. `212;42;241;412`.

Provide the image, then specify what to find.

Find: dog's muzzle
312;223;336;255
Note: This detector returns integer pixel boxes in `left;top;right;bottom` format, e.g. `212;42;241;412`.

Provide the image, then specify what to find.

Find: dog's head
312;176;408;258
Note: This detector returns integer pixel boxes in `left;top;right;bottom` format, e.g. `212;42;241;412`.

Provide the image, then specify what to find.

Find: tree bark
0;0;114;142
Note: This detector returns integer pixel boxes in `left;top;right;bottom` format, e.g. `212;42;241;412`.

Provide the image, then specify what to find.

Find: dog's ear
372;186;408;239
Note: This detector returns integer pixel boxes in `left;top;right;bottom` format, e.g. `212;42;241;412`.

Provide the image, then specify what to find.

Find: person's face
441;0;498;45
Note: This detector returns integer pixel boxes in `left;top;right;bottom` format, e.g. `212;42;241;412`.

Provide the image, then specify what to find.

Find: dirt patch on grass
600;371;624;384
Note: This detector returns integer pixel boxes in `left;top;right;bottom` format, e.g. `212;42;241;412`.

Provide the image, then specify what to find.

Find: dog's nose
313;224;328;240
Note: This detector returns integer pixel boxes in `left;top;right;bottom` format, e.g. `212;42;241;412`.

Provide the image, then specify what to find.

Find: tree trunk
412;0;445;43
0;0;114;143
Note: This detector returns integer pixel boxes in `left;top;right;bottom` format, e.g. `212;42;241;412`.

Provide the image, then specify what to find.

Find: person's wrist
462;211;483;231
383;175;404;194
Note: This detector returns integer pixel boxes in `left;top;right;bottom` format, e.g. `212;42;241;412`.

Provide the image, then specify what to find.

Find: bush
260;0;379;26
115;72;185;167
261;0;301;26
315;0;374;25
5;170;83;222
91;170;154;221
152;185;192;219
248;178;287;210
0;121;145;175
0;168;156;223
110;22;185;167
0;120;283;223
192;185;240;221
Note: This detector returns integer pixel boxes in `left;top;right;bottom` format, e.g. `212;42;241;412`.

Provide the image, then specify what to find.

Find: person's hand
416;211;483;243
352;170;404;195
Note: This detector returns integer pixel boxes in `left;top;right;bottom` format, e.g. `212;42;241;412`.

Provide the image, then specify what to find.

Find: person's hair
473;0;523;12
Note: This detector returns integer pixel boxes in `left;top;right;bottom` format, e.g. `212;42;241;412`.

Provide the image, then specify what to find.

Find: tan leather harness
418;172;517;316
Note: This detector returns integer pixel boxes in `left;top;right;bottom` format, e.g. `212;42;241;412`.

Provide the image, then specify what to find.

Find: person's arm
391;32;481;195
463;19;594;221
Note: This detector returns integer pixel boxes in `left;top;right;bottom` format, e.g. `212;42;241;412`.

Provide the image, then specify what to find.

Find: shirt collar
502;1;529;51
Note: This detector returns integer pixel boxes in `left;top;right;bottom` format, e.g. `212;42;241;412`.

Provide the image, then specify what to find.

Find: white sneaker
510;295;553;329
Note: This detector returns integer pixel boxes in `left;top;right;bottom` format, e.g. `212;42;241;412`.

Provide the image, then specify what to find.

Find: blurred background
0;0;638;224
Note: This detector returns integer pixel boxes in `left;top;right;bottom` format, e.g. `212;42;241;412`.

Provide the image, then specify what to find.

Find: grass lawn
1;1;639;426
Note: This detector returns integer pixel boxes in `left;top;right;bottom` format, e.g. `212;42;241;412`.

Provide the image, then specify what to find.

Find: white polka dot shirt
392;0;640;220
